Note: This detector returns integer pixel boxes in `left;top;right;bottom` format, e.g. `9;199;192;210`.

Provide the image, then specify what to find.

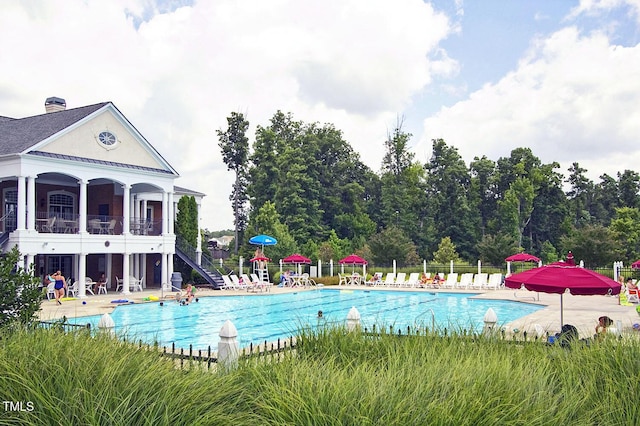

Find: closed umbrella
505;261;621;327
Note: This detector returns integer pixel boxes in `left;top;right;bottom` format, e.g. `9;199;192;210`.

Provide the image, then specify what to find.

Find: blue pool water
69;289;542;350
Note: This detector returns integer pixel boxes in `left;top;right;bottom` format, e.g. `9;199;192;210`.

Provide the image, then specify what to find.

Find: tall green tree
609;207;640;262
591;174;619;224
528;162;568;255
217;112;250;254
469;156;498;237
566;162;593;227
476;233;519;266
368;225;419;266
497;177;535;248
175;196;198;247
432;236;461;264
380;120;427;249
559;225;622;267
425;139;476;259
618;170;640;209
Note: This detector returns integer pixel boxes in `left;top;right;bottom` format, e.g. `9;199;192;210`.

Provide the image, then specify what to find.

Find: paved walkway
39;285;640;339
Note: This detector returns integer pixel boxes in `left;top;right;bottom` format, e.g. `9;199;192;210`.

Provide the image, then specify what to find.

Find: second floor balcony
34;212;162;236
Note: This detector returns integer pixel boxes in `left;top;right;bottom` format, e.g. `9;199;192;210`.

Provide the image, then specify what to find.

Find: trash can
171;272;183;292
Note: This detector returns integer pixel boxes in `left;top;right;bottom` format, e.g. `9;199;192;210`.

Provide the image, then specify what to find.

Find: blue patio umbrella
249;234;277;246
249;235;277;274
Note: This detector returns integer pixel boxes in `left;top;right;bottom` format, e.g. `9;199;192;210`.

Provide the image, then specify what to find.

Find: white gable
36;106;173;172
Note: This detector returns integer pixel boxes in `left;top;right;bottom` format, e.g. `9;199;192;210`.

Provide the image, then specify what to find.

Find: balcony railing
32;213;161;235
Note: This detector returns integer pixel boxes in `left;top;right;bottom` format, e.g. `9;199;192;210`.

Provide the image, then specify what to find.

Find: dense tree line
218;111;640;268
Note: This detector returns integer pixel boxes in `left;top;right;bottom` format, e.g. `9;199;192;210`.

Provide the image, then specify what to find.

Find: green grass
2;326;640;425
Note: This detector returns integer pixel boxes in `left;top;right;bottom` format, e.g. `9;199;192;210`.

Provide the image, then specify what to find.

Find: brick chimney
44;97;66;113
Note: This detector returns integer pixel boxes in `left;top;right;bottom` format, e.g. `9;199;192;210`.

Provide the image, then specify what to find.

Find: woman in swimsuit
52;271;66;305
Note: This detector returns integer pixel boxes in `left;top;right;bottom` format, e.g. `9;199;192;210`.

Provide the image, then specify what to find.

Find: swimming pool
69;289;542;350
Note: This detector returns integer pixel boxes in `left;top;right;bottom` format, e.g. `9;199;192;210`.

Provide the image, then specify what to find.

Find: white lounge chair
221;274;235;290
487;273;502;290
250;273;272;291
382;273;396;286
243;273;266;292
457;273;473;289
442;273;458;289
231;275;248;290
365;272;383;286
406;273;420;288
394;272;407;287
471;273;488;289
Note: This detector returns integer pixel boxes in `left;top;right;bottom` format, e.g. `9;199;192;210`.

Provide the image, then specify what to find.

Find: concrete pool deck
38;284;640;339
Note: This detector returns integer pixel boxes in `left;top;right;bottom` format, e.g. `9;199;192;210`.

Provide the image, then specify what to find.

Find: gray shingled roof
28;151;175;175
174;185;206;197
0;102;108;156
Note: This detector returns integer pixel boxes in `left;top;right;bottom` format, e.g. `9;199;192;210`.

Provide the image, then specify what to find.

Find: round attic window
98;131;117;146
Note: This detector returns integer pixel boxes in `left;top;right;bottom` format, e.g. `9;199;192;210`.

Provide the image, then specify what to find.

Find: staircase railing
175;236;223;275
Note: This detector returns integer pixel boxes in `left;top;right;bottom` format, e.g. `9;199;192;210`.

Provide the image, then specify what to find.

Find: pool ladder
415;308;436;332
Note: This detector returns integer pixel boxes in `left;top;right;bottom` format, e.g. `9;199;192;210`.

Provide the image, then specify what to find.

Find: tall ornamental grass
2;326;640;425
0;328;257;425
240;327;640;425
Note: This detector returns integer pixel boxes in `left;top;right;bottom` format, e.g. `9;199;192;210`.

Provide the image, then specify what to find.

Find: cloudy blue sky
2;0;639;230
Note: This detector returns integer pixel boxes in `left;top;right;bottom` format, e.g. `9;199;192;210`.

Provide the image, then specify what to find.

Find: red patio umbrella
631;260;640;269
339;254;368;274
505;253;541;262
505;252;541;275
282;254;311;264
505;263;621;327
339;254;368;265
282;253;311;274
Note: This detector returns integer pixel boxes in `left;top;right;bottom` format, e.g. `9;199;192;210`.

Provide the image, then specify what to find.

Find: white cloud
419;26;640;183
0;0;455;229
567;0;640;24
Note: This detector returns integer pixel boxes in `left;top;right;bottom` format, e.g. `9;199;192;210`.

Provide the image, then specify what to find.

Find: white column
161;250;168;290
141;253;146;288
162;191;169;235
122;185;130;235
134;254;140;279
168;191;175;234
122;254;131;295
17;176;26;230
78;253;87;298
79;179;87;234
168;252;174;278
27;176;36;231
133;195;139;225
106;254;113;289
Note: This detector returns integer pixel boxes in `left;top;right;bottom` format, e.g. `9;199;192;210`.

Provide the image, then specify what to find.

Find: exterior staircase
175;237;225;289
